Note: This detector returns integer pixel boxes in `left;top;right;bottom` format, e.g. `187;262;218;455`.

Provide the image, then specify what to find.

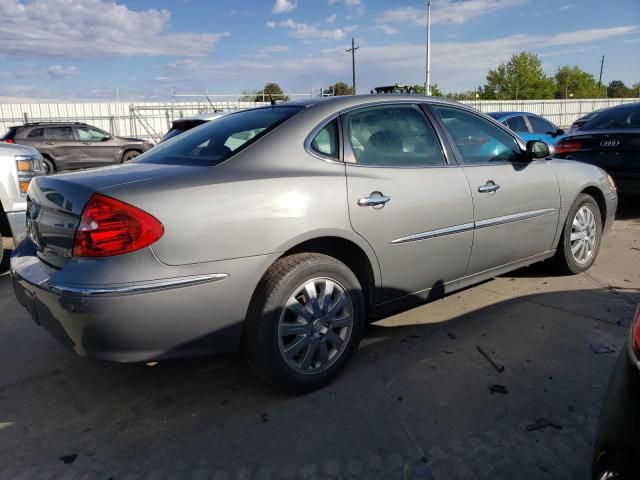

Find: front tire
243;253;365;393
42;157;55;174
121;150;140;162
554;193;602;275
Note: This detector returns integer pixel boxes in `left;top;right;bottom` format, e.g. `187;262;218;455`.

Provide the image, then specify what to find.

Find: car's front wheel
554;193;603;274
121;150;141;162
244;253;365;393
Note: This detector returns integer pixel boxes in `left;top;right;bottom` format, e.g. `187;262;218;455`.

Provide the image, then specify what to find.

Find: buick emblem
600;140;620;147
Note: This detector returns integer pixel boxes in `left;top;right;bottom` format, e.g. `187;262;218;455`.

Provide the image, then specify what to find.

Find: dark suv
1;122;153;173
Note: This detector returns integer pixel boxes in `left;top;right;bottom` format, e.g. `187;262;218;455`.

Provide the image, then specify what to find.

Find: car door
74;126;118;167
343;103;474;302
429;104;560;275
45;126;84;170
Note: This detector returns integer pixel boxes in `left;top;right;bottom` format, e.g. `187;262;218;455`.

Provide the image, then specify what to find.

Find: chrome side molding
391;223;475;244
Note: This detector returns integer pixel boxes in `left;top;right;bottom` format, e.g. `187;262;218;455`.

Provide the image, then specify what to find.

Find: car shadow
1;283;638;479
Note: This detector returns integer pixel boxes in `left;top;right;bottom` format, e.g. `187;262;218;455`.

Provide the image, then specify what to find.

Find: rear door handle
45;141;55;145
478;182;500;194
358;194;390;207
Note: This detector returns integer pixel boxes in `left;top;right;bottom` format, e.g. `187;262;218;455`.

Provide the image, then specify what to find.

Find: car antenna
267;91;276;106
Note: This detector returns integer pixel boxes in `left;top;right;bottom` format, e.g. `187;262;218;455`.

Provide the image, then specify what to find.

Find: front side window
505;116;528;132
310;119;339;158
75;126;110;141
345;104;445;167
136;106;302;166
432;106;522;164
527;116;555;134
46;127;74;140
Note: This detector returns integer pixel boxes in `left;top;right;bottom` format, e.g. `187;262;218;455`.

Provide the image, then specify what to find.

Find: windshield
138;106;303;165
581;105;640;130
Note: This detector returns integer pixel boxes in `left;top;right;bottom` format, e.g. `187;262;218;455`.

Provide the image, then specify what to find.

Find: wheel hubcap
278;277;353;374
570;205;597;264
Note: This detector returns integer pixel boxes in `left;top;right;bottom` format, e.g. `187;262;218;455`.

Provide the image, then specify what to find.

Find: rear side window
505;116;528;132
27;128;45;139
527;116;555;134
46;127;74;140
310;119;339;159
345;104;446;167
137;106;302;166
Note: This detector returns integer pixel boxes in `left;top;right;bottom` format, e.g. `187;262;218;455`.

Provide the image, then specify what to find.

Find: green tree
607;80;634;98
254;82;289;102
324;82;353;96
554;65;603;98
482;52;555;100
410;84;443;96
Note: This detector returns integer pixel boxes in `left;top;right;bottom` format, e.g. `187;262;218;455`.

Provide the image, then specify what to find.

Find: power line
346;37;359;95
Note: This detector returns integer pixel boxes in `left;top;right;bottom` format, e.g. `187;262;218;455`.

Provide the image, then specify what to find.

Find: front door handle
478;181;500;194
358;193;390;207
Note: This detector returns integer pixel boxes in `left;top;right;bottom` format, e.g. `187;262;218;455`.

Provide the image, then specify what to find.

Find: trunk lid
26;162;198;269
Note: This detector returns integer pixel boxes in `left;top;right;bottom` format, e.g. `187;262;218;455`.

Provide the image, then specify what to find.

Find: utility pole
425;0;432;96
597;55;605;88
346;37;359;95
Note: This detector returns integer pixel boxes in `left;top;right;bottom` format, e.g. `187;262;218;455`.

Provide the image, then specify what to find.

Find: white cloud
375;25;399;35
377;0;526;26
558;3;576;10
165;59;202;69
266;21;277;28
271;18;348;40
272;0;297;14
328;0;361;6
326;13;337;24
0;0;230;58
47;64;80;79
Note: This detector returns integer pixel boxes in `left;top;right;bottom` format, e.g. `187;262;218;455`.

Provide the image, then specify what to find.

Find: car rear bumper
10;241;276;362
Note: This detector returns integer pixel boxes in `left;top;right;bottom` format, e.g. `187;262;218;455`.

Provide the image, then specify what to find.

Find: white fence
1;97;638;143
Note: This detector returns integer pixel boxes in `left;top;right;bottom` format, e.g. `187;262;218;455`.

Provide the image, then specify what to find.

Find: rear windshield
138;106;303;166
582;105;640;130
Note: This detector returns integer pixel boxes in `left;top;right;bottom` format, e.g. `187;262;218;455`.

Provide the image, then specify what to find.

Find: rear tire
121;150;140;162
42;157;55;174
553;193;602;275
243;253;365;394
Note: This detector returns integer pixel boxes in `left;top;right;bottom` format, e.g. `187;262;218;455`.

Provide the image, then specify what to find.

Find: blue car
488;112;565;145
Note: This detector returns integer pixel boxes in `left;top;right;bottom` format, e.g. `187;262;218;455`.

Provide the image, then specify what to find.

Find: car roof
487;111;542;119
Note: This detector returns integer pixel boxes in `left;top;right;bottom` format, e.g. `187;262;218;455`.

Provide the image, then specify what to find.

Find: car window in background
27;128;45;139
583;106;640;130
310;119;339;158
75;126;110;141
505;116;529;132
136;106;302;166
46;127;74;140
433;105;522;164
527;116;556;134
345;104;445;167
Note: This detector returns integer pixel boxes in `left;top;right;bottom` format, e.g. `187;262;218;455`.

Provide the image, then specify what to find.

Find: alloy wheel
570;205;597;264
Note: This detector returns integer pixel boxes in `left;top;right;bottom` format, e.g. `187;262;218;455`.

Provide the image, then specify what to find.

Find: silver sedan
11;95;618;392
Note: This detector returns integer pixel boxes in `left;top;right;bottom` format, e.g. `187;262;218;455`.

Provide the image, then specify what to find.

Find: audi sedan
11;95;617;392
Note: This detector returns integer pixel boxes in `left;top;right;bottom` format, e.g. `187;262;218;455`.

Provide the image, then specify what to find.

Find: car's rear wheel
121;150;140;162
243;253;365;393
554;193;602;274
42;157;54;174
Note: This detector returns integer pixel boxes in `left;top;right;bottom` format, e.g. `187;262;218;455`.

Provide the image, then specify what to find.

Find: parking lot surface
1;208;639;480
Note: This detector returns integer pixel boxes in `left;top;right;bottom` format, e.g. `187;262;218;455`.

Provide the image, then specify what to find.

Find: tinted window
527;116;556;134
75;126;110;141
345;104;445;167
46;127;74;140
433;106;522;164
136;106;302;166
582;106;640;130
310;119;339;158
505;116;529;132
27;128;44;139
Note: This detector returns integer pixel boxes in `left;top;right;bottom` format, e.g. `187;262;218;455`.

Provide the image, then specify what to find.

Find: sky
0;0;638;102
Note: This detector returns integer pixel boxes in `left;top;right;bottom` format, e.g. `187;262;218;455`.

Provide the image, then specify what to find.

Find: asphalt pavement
0;206;639;480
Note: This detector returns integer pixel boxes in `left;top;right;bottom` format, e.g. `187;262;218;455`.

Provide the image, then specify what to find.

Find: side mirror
526;140;551;159
556;128;565;136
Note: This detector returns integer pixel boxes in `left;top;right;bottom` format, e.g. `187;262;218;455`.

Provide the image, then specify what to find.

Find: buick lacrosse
11;95;618;392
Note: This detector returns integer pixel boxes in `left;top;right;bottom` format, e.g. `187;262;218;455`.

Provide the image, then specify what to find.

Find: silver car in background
11;95;617;392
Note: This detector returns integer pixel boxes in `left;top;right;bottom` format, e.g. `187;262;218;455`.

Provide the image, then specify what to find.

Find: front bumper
10;241;276;362
6;210;27;246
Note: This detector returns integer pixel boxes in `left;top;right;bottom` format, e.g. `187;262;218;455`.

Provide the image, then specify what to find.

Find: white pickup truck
0;142;44;270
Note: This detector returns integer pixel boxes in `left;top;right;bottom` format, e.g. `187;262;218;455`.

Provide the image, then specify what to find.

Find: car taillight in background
630;305;640;362
73;193;164;257
1;139;15;144
555;140;583;155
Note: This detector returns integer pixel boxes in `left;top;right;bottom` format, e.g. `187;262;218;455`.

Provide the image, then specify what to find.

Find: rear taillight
631;305;640;360
555;140;583;154
73;193;164;257
1;139;15;144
